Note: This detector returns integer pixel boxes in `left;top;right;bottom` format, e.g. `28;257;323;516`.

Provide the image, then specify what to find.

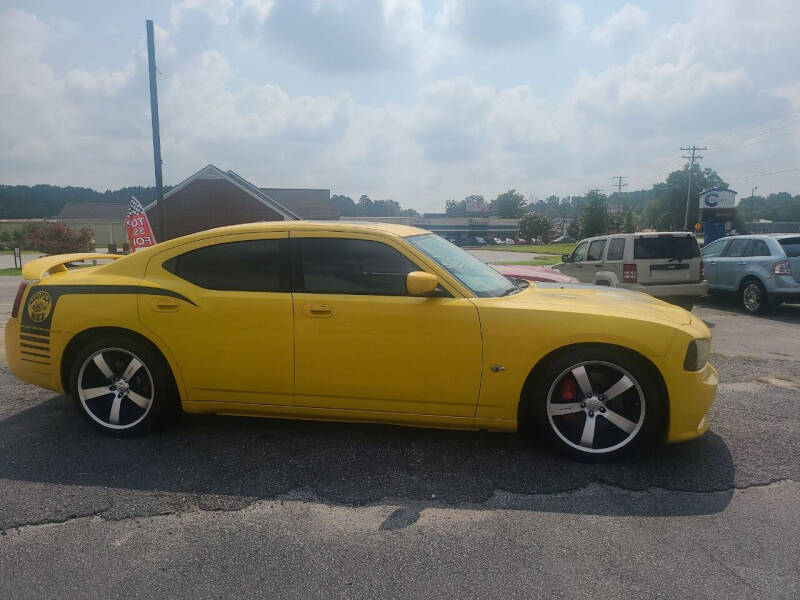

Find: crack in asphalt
2;478;795;535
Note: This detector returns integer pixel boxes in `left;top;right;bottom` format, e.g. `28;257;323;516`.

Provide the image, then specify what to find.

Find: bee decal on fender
27;290;53;323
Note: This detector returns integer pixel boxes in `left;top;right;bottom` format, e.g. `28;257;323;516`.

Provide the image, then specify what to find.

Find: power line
711;121;800;153
700;108;800;148
724;166;800;181
681;145;706;230
716;148;800;171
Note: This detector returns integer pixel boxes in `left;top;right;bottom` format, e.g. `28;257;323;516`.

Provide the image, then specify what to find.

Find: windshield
406;233;517;297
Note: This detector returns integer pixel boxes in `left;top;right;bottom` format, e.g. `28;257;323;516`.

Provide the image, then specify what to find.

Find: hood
511;282;693;326
489;264;579;283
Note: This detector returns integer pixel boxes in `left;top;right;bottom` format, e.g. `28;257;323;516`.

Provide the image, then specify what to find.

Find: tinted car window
606;238;625;261
587;240;606;261
726;239;751;257
571;242;588;262
778;237;800;257
163;239;286;292
634;236;700;259
701;239;727;258
750;239;771;257
298;238;419;295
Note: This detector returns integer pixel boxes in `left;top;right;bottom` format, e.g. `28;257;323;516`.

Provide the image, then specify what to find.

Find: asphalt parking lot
0;276;798;599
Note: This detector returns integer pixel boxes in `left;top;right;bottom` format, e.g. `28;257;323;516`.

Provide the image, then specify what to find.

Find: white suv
553;232;708;309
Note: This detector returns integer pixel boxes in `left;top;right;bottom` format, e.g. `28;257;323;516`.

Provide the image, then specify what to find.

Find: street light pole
750;186;758;227
146;20;166;242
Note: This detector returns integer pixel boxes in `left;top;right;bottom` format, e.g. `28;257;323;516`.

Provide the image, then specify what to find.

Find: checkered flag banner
124;196;157;250
126;197;147;218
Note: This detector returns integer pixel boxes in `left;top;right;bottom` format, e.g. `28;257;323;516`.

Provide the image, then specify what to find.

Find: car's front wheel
526;347;666;461
70;336;178;436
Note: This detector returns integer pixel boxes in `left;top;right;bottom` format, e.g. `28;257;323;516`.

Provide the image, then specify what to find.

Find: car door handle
153;299;180;312
707;261;716;265
737;261;747;265
303;304;334;317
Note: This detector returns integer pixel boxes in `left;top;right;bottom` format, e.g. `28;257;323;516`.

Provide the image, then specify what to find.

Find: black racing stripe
20;342;50;351
21;334;50;343
40;285;197;307
21;358;50;365
21;327;50;337
21;350;51;359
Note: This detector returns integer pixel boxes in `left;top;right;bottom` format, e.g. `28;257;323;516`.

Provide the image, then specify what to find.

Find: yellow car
5;222;717;459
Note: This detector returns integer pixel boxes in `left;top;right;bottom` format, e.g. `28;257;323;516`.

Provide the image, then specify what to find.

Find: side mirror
562;254;571;263
406;271;439;296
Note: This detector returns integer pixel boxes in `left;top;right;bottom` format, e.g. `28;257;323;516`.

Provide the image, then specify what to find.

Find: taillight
11;282;28;319
623;263;637;283
773;260;791;276
700;260;705;281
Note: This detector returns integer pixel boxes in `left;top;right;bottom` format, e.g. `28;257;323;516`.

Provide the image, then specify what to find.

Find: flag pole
146;20;166;241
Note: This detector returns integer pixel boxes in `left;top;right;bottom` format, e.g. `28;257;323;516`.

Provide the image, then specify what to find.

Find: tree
580;191;609;238
518;212;550;240
23;222;95;253
491;189;526;218
330;194;356;217
623;211;636;233
644;166;726;230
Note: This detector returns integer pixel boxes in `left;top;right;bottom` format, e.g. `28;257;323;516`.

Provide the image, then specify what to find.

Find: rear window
634;236;700;260
778;237;800;258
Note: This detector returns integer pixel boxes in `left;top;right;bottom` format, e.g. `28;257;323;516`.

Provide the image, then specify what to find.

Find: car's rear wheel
526;347;666;461
70;336;178;436
740;278;767;314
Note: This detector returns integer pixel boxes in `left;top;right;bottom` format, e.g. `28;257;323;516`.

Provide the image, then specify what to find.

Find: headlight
684;339;710;371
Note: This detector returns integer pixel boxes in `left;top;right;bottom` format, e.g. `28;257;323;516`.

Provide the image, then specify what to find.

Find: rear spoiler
21;253;124;281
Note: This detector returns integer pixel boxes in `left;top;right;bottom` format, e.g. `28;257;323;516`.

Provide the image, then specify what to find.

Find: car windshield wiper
499;285;521;297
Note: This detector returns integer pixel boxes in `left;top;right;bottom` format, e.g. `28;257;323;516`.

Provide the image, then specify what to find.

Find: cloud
239;0;433;71
171;0;235;26
593;3;649;45
436;0;583;49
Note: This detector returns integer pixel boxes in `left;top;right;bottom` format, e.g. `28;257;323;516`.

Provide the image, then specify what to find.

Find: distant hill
0;185;172;219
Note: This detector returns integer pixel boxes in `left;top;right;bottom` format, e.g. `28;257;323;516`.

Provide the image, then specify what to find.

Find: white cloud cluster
1;0;799;210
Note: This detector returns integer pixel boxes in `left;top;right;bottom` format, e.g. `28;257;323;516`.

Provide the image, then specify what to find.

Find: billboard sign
700;188;737;210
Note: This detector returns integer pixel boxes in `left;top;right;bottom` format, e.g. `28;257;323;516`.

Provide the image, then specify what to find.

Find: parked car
551;236;576;244
6;222;715;460
474;236;487;245
553;232;707;309
489;264;579;284
701;234;800;313
515;238;529;245
504;238;516;245
493;237;505;245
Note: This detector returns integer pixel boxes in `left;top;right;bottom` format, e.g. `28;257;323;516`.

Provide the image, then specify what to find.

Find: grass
491;256;562;266
0;268;21;276
480;243;576;255
0;250;37;255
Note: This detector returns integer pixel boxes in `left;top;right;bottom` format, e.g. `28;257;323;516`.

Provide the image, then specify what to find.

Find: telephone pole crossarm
680;146;707;230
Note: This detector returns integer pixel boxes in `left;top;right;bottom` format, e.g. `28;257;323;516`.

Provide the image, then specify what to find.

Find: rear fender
593;270;619;287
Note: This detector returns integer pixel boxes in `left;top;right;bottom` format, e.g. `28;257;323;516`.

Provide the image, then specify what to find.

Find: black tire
69;336;179;437
522;346;667;461
739;278;767;314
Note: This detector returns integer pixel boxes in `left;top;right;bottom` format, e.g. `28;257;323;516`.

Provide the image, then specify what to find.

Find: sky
1;0;799;213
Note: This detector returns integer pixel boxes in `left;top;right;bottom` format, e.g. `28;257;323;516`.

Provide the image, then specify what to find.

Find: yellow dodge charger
5;222;717;459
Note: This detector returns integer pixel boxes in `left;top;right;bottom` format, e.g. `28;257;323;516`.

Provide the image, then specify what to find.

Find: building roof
259;188;337;220
58;203;128;220
142;164;301;220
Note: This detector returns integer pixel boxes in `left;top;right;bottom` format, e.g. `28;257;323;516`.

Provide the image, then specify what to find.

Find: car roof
578;231;696;242
166;220;429;240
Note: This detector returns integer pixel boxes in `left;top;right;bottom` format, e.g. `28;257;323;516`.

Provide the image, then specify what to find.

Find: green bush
23;222;95;254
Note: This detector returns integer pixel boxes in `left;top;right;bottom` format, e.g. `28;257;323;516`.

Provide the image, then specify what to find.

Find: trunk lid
633;234;702;284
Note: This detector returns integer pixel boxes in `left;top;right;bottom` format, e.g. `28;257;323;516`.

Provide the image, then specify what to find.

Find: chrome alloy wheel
77;347;154;430
742;282;762;313
546;361;645;454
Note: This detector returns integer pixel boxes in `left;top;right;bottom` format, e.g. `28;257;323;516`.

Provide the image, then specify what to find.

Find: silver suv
701;234;800;313
554;232;707;309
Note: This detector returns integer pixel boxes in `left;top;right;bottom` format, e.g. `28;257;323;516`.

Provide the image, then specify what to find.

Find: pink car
490;264;579;284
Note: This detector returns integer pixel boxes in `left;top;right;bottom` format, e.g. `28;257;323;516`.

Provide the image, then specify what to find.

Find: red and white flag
125;196;157;251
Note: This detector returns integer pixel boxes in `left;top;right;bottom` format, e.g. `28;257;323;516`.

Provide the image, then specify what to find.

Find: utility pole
612;176;628;195
681;145;706;231
146;20;166;242
587;188;603;196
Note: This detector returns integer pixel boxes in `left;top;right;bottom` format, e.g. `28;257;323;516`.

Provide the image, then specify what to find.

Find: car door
717;238;751;289
700;238;728;287
584;238;607;282
603;237;626;284
290;231;482;418
139;232;294;406
561;241;589;281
